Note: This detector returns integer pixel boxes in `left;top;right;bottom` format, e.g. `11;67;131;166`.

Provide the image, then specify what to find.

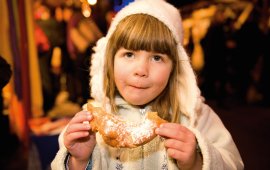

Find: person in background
51;0;243;169
0;56;12;139
64;6;103;106
0;56;19;167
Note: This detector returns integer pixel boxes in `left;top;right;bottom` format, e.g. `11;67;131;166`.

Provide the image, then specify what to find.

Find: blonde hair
103;14;182;122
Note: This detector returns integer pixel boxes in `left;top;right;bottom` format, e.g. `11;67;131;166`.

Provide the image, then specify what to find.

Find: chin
126;98;150;106
120;92;154;106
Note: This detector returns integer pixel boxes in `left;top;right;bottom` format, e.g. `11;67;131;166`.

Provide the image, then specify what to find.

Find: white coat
51;95;244;170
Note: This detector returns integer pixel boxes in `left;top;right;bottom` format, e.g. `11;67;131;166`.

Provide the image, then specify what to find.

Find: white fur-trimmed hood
90;0;199;125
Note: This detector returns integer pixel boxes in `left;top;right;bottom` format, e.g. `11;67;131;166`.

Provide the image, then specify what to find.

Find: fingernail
87;115;92;120
83;121;89;125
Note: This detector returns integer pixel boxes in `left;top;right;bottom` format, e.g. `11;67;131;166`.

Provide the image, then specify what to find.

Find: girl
51;0;243;169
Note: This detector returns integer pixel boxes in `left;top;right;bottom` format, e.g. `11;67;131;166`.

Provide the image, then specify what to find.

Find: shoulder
194;95;226;130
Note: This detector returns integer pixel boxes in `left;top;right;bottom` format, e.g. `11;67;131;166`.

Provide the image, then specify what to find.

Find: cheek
154;67;172;87
156;75;170;92
114;72;124;89
114;62;128;88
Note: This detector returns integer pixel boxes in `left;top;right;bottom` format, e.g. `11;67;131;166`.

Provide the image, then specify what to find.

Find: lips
128;81;150;89
129;85;147;89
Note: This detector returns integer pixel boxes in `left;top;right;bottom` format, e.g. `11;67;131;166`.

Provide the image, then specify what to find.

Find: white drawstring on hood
90;0;199;125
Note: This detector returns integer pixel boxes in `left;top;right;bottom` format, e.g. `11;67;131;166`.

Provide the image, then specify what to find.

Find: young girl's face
114;47;173;106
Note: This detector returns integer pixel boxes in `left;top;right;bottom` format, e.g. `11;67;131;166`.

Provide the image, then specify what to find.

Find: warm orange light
87;0;97;5
82;2;91;17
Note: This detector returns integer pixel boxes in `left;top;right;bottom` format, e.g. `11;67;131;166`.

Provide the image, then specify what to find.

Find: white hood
90;0;199;125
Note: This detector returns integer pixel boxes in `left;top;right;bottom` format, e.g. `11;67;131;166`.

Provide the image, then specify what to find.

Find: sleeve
85;155;93;170
51;126;69;170
50;117;99;170
190;97;244;170
64;153;93;170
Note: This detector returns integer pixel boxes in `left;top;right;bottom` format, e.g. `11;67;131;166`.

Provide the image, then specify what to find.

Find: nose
134;58;148;77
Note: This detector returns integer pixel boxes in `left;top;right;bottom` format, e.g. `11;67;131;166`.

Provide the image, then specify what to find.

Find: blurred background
0;0;269;169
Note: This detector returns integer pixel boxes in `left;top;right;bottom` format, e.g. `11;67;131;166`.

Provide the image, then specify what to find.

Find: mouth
129;84;148;89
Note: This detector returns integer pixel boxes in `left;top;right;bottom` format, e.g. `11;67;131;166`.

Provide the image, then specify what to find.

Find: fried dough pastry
87;103;167;148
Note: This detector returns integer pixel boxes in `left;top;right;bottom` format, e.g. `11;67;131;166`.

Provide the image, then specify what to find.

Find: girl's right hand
63;111;96;167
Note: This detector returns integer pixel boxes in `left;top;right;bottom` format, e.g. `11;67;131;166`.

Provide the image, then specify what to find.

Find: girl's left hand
155;123;202;170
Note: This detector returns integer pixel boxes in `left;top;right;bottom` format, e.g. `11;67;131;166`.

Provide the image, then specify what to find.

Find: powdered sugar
102;114;157;146
129;119;155;144
104;118;117;134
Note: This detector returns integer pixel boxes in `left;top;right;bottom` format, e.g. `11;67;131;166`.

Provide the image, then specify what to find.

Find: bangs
112;14;176;56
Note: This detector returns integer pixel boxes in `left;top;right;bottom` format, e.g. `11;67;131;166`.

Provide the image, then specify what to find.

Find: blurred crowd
182;1;270;108
32;1;270;120
33;0;110;117
27;0;270;122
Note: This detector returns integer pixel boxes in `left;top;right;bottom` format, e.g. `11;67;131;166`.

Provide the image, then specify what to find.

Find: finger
156;123;194;141
167;148;187;161
167;147;195;165
69;111;93;124
65;131;90;148
160;123;190;133
164;139;185;152
66;122;91;134
164;138;196;155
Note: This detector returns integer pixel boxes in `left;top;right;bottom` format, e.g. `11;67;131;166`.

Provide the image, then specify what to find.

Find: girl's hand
155;123;202;170
64;111;96;168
